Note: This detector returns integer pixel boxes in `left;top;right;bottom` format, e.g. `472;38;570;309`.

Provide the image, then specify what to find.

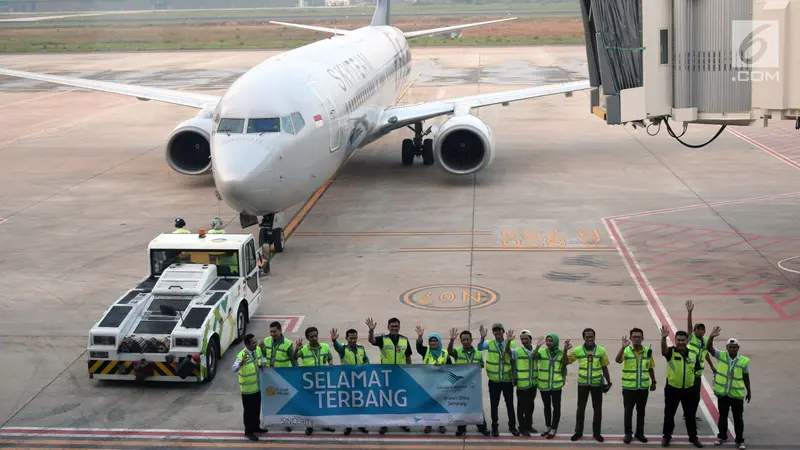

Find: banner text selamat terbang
303;369;407;409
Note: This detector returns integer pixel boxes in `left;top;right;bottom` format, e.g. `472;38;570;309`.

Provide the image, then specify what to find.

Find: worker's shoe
571;432;583;441
594;434;605;442
285;427;293;432
737;443;746;449
323;428;335;432
401;426;411;432
509;427;520;437
662;436;671;447
520;429;531;437
624;434;632;444
343;428;352;435
424;426;432;434
529;426;538;434
358;427;369;434
546;429;557;439
540;428;551;437
379;427;388;435
245;432;258;441
491;425;499;437
635;433;648;443
305;427;313;435
714;439;725;446
690;438;704;448
258;428;268;433
477;426;490;436
438;426;446;434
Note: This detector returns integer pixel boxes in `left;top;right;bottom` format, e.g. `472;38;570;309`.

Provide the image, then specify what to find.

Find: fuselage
212;26;412;216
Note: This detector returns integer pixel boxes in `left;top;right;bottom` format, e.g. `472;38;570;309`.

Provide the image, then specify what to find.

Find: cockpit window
290;112;306;133
218;118;244;134
281;116;294;135
247;118;281;134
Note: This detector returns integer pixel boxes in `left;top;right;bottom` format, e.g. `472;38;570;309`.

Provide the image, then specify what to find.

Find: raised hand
296;338;304;347
415;325;424;338
450;327;458;340
661;326;669;338
685;300;694;312
536;336;546;347
621;335;630;347
366;317;376;331
479;325;487;339
507;329;516;341
330;328;339;341
564;339;572;351
710;326;722;338
241;352;250;363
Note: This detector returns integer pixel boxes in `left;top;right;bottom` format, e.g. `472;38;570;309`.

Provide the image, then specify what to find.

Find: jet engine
432;115;495;175
165;117;212;175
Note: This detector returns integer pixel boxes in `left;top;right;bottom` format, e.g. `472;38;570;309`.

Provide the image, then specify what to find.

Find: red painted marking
728;128;800;170
732;275;782;293
250;315;304;333
762;294;792;319
624;225;672;238
313;114;322;122
779;296;800;307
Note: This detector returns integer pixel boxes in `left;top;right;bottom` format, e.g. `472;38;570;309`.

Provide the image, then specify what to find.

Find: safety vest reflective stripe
536;347;564;391
380;335;409;365
666;349;696;389
485;340;515;382
574;345;606;386
687;334;707;375
263;337;293;367
423;349;449;365
515;348;537;389
237;348;261;394
342;345;366;365
454;348;483;366
713;352;749;399
621;346;651;390
299;343;330;366
173;229;191;234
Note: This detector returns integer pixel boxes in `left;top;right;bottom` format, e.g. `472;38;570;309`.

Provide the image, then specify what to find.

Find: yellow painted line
396;73;420;103
292;231;491;237
400;247;618;252
284;177;335;238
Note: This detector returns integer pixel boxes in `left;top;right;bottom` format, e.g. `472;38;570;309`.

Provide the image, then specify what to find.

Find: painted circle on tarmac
400;284;499;311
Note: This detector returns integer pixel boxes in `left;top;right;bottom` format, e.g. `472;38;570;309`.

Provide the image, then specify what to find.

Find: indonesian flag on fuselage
314;113;323;128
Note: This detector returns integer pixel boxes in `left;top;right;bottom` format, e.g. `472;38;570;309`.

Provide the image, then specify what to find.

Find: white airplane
0;0;591;252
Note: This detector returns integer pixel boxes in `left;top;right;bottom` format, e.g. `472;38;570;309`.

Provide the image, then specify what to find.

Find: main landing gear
402;122;434;166
258;213;285;253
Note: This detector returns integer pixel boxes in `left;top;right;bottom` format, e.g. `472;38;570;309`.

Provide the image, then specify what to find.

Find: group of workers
172;217;226;234
232;301;751;448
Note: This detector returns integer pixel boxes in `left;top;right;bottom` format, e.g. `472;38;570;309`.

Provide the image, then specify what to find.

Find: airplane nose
213;137;275;213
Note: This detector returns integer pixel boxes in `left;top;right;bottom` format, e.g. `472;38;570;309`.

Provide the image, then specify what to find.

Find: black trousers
663;385;698;440
241;392;261;434
516;387;536;432
575;385;603;435
622;389;649;436
488;381;516;429
457;417;488;433
717;395;745;444
539;390;562;430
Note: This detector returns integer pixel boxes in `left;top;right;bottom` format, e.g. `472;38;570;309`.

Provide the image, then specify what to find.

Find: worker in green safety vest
260;321;296;433
685;300;716;423
446;328;490;438
292;326;335;436
564;328;612;443
231;333;267;441
172;218;190;234
532;333;566;440
330;328;370;436
415;325;450;434
366;317;412;435
503;330;539;437
477;323;519;437
208;217;225;234
614;327;657;444
660;326;702;448
707;326;751;450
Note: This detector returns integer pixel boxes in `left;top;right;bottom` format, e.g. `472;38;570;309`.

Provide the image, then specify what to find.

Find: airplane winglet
403;17;516;39
269;21;350;35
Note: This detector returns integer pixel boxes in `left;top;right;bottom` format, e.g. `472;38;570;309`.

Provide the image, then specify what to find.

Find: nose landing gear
258;213;285;253
402;122;435;166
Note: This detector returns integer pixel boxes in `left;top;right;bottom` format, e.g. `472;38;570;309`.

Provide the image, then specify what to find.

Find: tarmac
1;46;799;449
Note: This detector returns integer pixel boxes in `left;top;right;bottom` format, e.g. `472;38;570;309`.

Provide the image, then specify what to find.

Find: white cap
520;330;531;336
726;338;739;345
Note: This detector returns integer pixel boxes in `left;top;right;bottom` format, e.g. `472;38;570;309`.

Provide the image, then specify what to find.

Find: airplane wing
378;80;592;133
269;21;351;35
403;17;516;39
0;68;220;109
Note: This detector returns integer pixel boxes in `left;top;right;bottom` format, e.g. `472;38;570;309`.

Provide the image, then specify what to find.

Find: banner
259;364;484;428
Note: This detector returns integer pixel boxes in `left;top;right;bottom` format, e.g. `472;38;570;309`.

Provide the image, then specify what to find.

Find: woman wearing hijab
532;333;570;439
416;325;451;434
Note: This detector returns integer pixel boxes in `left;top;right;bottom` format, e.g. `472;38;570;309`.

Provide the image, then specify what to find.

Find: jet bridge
579;0;799;147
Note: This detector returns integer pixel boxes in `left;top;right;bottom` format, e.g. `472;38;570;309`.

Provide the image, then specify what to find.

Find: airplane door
308;81;340;152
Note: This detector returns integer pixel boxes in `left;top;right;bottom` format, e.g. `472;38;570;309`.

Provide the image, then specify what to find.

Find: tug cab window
217;118;244;134
150;249;240;276
247;118;281;134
